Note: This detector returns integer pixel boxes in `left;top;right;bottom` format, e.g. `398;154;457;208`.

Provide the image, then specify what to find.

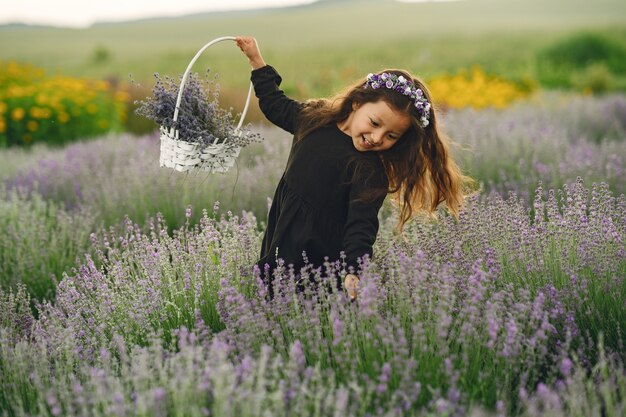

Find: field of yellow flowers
0;61;538;147
0;61;129;147
427;66;537;110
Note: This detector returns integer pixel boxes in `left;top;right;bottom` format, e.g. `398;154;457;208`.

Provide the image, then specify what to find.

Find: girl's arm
236;36;303;134
236;36;266;69
342;160;389;300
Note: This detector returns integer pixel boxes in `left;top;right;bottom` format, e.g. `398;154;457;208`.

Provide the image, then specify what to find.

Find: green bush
536;32;626;90
571;63;616;94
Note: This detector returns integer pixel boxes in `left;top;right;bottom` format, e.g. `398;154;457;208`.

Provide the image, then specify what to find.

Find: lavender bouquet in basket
135;71;260;173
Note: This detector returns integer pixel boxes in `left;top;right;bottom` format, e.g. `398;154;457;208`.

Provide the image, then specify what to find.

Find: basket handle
173;36;253;132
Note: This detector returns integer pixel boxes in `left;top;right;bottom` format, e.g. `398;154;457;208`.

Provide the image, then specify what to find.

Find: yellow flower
58;112;70;123
30;106;52;119
0;117;6;134
86;103;98;114
35;93;49;105
7;61;19;74
6;86;24;99
27;120;39;132
427;66;534;109
11;107;25;121
0;101;7;113
51;99;63;111
114;91;131;102
94;80;110;91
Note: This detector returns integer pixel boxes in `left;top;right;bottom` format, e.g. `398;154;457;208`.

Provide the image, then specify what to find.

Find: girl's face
338;100;411;152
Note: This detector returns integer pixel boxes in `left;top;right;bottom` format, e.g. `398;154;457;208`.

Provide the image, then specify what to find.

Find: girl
236;36;472;301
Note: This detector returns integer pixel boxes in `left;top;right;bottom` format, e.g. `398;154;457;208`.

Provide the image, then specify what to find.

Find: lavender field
1;92;625;416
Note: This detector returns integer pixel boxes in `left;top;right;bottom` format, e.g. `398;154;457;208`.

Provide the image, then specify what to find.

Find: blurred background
1;0;625;138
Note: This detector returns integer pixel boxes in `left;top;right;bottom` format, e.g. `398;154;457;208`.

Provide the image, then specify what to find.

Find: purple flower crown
364;72;431;128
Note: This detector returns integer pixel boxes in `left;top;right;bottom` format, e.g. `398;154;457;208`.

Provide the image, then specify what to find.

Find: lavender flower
365;72;431;127
134;71;261;148
0;92;625;417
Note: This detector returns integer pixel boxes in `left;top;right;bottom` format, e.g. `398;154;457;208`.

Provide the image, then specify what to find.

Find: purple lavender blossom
134;71;261;148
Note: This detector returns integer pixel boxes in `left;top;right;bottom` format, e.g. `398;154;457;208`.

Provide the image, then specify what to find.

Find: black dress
252;65;388;281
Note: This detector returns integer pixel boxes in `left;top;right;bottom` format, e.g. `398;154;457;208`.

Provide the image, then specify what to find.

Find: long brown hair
296;69;474;231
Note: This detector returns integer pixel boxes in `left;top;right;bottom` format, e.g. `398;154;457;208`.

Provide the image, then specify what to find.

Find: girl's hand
344;274;360;301
235;36;266;69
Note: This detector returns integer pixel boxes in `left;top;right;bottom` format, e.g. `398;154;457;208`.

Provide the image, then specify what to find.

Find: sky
0;0;318;29
1;0;459;28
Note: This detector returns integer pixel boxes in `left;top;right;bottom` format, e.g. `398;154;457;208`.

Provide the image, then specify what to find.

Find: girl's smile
338;100;411;152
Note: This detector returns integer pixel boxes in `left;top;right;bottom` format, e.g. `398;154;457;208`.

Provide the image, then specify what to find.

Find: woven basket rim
160;125;245;143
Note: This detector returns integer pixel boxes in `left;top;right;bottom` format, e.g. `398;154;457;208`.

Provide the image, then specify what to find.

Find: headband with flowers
364;72;431;128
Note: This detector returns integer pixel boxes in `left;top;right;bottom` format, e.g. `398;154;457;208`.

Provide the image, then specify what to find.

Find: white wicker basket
159;36;253;173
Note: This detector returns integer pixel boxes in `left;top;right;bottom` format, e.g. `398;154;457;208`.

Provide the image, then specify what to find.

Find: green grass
0;188;97;301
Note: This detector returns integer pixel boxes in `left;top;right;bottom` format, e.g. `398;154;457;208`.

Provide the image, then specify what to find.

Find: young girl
236;36;471;301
